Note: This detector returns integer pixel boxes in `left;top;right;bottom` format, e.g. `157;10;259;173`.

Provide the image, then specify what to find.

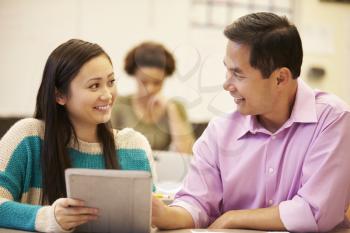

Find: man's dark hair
224;12;303;79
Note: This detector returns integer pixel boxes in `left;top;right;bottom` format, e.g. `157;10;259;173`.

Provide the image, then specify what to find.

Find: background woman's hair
124;41;176;77
34;39;119;205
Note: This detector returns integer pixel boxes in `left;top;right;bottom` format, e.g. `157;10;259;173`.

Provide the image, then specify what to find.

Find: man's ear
55;89;67;105
276;67;292;86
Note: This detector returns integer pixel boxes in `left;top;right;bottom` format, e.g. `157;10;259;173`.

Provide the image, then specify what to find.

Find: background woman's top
111;95;193;151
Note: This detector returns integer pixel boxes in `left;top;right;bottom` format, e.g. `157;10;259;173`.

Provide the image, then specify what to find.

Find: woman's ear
55;89;67;105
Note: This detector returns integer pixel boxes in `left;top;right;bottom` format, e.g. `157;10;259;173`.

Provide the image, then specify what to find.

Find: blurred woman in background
111;42;194;154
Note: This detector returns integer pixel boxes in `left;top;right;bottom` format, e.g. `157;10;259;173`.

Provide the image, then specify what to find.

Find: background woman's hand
149;94;168;113
53;198;99;231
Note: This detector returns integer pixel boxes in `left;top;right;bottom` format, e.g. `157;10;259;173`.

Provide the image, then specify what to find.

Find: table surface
0;228;350;233
0;230;267;233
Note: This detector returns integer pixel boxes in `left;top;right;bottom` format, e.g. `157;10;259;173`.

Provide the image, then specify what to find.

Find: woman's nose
100;88;113;100
146;84;156;94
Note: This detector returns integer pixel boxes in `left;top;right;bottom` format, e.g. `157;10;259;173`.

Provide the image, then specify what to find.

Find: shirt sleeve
279;111;350;232
170;120;223;228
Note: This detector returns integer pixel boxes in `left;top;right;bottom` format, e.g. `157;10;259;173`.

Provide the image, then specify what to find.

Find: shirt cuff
35;205;74;233
170;199;209;228
279;197;318;232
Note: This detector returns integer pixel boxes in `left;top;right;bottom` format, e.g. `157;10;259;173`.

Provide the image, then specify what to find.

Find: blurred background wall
0;0;349;122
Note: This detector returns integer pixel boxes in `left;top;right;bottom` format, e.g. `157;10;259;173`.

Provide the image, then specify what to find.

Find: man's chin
236;108;252;116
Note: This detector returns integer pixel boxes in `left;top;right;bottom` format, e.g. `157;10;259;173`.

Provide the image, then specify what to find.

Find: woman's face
134;67;166;98
56;55;116;130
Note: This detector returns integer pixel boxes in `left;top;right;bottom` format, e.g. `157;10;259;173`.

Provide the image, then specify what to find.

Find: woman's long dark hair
35;39;119;204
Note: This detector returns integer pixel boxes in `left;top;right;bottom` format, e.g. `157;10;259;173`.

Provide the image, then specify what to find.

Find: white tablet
65;168;152;233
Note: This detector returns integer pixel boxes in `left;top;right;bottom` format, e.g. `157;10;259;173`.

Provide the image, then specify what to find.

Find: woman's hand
152;195;167;226
53;198;99;231
151;195;195;229
149;94;168;114
141;94;168;123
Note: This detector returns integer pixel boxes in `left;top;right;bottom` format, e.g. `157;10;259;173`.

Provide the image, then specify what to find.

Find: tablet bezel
65;168;152;233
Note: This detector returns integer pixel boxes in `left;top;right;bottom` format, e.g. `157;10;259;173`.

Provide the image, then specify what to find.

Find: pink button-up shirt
172;80;350;232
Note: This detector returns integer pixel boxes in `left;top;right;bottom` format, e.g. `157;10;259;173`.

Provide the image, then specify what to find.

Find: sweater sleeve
0;118;71;232
115;128;157;182
0;196;41;231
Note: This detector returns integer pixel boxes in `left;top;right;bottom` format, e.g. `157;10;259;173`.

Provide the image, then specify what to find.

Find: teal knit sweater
0;118;155;232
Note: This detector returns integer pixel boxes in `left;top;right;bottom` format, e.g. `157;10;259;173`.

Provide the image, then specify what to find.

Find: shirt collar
236;78;317;139
289;79;317;123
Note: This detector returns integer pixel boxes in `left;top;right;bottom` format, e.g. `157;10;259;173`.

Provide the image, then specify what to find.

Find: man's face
223;40;279;116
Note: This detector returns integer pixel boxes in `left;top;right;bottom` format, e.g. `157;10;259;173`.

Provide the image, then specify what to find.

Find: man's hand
208;211;234;229
53;198;99;231
209;207;286;231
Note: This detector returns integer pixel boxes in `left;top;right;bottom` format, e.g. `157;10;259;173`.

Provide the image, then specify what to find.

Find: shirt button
271;135;276;139
268;199;274;205
268;168;274;174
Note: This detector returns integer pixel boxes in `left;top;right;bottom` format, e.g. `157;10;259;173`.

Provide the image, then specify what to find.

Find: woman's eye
108;79;115;86
89;83;99;89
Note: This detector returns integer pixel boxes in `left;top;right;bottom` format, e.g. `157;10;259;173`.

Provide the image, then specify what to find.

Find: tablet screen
65;169;152;233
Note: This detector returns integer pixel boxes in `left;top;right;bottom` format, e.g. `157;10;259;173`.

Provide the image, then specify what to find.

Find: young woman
0;39;155;232
111;42;195;154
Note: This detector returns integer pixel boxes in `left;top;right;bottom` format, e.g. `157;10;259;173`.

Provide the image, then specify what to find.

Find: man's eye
233;73;245;80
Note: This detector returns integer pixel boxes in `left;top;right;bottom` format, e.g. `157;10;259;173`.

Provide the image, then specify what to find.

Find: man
152;12;350;232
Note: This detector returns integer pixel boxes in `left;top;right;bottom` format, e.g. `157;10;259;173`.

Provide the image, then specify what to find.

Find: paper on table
267;232;289;233
191;231;225;233
191;231;227;233
191;231;289;233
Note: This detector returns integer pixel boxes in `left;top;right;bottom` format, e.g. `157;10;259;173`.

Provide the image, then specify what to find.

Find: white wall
297;0;350;103
0;0;349;122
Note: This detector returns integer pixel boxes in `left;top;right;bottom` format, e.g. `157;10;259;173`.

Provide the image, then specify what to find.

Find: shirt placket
264;134;278;207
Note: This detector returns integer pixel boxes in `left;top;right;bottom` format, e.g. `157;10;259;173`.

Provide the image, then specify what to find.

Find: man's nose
223;78;236;92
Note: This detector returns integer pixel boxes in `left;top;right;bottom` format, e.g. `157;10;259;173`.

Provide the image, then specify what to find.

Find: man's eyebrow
232;67;243;74
223;60;243;74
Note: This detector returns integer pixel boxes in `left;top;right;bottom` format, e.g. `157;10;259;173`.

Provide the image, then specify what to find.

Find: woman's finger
53;198;98;231
59;198;86;208
64;206;99;216
65;219;91;230
64;214;98;223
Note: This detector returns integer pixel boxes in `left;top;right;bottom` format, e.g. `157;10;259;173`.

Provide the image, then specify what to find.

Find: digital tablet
65;168;152;233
